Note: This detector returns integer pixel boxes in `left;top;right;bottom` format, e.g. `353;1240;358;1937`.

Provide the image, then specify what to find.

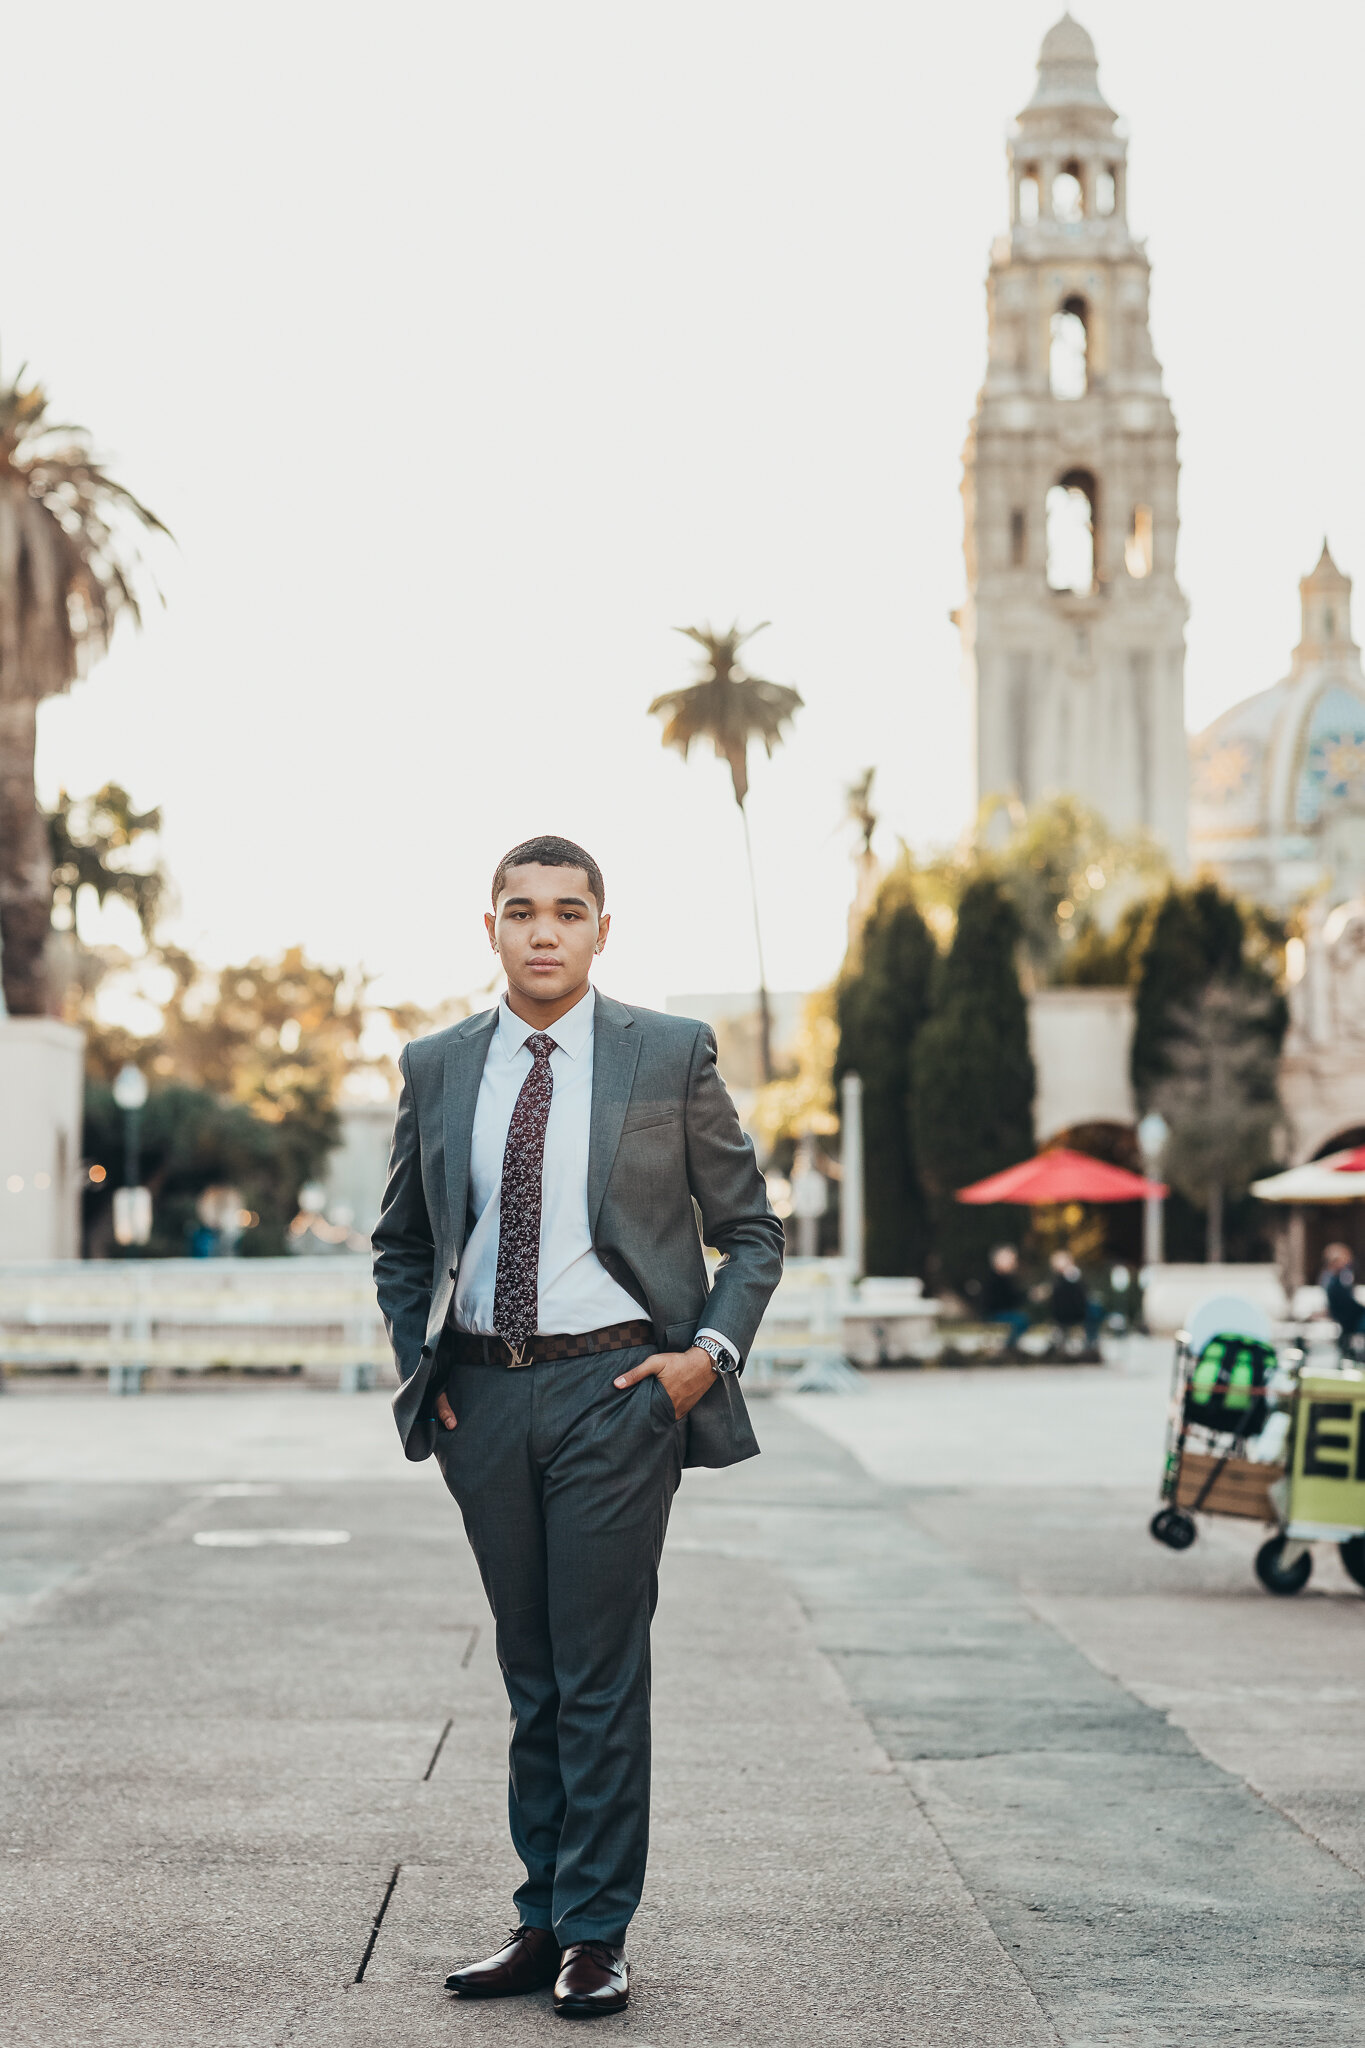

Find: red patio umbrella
955;1147;1167;1206
1334;1146;1365;1172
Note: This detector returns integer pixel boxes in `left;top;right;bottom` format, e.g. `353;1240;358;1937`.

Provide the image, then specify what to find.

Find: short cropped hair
491;835;605;913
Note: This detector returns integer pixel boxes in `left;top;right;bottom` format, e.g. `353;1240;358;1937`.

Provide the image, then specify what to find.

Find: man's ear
595;910;611;955
484;910;498;951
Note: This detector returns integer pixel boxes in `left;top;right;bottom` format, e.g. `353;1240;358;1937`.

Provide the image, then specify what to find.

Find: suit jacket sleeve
684;1023;784;1361
371;1044;440;1460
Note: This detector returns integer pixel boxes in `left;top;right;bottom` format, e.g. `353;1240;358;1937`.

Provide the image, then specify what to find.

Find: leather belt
447;1320;656;1370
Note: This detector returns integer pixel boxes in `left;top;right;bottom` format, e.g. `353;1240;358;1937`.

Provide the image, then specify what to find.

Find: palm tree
649;621;802;1082
0;368;168;1015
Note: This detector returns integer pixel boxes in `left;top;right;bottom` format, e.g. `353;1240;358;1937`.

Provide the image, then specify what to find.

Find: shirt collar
496;985;595;1062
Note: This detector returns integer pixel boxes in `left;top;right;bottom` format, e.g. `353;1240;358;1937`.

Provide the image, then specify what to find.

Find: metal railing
0;1256;387;1394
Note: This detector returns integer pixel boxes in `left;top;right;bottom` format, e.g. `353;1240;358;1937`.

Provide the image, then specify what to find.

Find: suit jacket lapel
444;1007;498;1243
588;991;640;1234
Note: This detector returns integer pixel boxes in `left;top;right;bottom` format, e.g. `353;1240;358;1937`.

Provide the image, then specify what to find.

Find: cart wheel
1149;1508;1197;1550
1255;1535;1312;1596
1338;1537;1365;1590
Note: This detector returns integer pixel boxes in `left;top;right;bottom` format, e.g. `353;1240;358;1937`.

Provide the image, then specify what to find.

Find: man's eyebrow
499;893;592;908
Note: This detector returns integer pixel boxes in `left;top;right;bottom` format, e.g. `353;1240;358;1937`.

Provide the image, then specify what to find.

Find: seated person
1049;1250;1101;1346
983;1244;1029;1348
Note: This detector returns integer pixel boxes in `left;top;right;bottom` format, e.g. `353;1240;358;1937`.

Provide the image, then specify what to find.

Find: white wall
1028;988;1136;1142
0;1020;84;1259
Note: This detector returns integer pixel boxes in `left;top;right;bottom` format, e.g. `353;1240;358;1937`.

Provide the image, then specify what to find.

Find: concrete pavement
2;1346;1363;2045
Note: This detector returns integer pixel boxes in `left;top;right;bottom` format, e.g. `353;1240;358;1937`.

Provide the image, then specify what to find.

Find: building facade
958;14;1188;865
1190;544;1365;913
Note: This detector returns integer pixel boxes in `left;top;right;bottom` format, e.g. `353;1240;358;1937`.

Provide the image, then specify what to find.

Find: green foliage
1056;898;1151;986
47;783;166;938
81;945;376;1256
83;1082;332;1258
912;877;1036;1290
894;795;1168;987
0;362;170;1015
1131;883;1286;1107
1151;981;1285;1259
835;864;935;1275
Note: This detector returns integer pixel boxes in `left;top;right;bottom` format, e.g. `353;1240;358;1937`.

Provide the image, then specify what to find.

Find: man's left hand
613;1345;717;1420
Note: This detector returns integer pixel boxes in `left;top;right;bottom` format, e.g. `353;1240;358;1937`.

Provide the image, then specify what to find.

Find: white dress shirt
453;988;735;1359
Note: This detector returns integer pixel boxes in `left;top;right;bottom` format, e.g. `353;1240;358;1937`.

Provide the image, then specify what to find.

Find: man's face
486;863;608;1006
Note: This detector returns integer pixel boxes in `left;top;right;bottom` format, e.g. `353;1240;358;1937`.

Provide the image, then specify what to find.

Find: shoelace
564;1940;621;1969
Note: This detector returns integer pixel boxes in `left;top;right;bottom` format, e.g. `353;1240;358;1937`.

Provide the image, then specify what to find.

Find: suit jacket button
449;1268;457;1281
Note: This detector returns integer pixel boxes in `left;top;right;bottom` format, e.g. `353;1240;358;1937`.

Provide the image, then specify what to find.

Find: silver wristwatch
693;1334;739;1375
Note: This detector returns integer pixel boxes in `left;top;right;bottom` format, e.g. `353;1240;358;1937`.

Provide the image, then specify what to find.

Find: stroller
1150;1294;1365;1594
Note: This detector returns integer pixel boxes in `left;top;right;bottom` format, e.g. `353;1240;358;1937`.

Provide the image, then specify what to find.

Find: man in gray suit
373;833;783;2018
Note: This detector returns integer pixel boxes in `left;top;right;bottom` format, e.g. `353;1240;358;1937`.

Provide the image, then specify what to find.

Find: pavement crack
353;1862;402;1983
423;1716;454;1781
460;1622;480;1667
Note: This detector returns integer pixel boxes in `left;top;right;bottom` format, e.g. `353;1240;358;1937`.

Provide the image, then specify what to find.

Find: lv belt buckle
506;1337;532;1369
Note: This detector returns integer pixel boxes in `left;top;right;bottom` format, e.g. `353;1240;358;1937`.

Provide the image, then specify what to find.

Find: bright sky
11;2;1365;1014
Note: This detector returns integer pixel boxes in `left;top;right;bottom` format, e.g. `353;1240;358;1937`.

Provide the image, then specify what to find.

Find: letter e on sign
1304;1401;1353;1479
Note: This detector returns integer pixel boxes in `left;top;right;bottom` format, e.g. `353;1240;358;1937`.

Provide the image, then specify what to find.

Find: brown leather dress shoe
553;1940;629;2017
445;1925;561;1998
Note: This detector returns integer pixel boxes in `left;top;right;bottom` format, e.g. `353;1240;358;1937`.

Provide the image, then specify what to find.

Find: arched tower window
1018;167;1039;223
1095;166;1116;217
1050;297;1088;399
1052;161;1084;223
1047;471;1097;594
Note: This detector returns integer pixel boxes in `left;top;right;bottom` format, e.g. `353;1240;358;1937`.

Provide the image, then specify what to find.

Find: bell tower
958;14;1188;864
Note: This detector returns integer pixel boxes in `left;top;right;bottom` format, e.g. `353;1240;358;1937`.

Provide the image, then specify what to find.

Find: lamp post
791;1136;828;1259
111;1064;152;1250
1137;1110;1169;1271
840;1071;865;1280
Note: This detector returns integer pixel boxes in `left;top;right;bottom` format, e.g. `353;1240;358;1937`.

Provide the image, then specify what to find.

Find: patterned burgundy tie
493;1032;558;1345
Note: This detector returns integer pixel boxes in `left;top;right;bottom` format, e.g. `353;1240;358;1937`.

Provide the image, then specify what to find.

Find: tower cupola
1009;14;1126;234
1294;541;1357;672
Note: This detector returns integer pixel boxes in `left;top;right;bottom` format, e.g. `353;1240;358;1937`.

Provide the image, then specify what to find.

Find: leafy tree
83;1081;331;1258
903;795;1167;988
1151;981;1284;1262
751;990;839;1150
1130;882;1284;1107
649;621;802;1080
82;945;375;1255
834;864;936;1275
150;944;367;1140
912;876;1036;1290
47;784;167;941
0;369;168;1014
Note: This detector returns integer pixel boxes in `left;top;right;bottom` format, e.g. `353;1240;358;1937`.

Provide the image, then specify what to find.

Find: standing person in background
1321;1243;1363;1359
983;1244;1030;1351
372;834;783;2020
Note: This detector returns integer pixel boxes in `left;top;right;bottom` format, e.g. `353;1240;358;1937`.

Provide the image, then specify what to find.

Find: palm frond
0;367;171;703
650;621;801;806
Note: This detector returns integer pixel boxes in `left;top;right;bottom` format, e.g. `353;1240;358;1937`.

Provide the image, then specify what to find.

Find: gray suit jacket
372;991;784;1469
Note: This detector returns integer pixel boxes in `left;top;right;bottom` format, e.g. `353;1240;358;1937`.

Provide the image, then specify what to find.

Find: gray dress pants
434;1344;683;1944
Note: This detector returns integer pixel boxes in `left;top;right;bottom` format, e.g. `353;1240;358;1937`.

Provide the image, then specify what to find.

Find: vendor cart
1148;1294;1365;1595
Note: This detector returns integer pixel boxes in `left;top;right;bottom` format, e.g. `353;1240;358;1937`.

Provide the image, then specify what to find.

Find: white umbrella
1251;1148;1365;1203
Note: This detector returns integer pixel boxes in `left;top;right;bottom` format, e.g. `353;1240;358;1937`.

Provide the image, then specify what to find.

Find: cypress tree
1131;882;1283;1107
912;876;1036;1291
834;867;935;1275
